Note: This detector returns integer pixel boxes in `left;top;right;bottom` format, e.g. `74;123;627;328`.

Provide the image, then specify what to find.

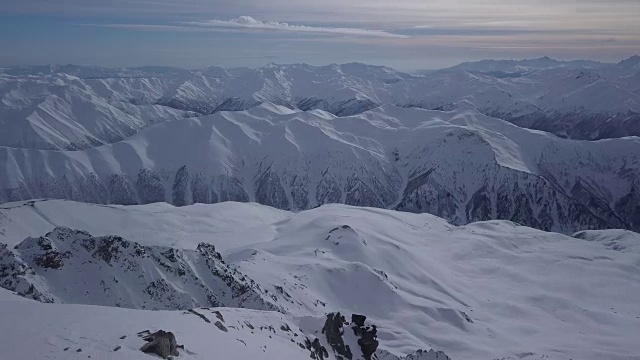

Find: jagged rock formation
318;312;447;360
322;313;353;359
0;227;279;311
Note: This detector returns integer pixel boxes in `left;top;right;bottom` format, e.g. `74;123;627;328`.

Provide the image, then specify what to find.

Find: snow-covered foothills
1;102;639;233
0;200;639;360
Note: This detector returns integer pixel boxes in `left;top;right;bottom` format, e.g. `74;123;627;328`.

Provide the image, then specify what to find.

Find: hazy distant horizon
1;0;639;71
2;54;638;73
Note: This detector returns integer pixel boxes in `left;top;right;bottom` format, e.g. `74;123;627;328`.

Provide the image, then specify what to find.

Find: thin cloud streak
183;16;410;38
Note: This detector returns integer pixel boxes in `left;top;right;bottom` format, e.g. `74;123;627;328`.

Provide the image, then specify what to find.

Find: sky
1;0;639;71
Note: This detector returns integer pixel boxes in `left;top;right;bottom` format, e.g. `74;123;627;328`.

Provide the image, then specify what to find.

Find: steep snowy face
1;201;639;360
2;57;639;148
0;73;191;150
0;227;278;311
1;105;639;233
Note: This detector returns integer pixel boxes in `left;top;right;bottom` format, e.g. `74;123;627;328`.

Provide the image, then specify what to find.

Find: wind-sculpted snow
1;201;639;360
1;104;640;233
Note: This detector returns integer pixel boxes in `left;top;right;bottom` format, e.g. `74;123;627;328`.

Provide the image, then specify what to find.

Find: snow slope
1;200;639;360
0;287;449;360
0;73;191;150
1;104;639;233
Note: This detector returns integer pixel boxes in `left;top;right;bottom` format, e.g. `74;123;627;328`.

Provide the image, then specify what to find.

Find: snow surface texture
1;200;639;360
0;287;448;360
1;104;639;233
1;57;639;151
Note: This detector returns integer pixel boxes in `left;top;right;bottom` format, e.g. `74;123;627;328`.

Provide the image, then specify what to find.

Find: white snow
2;57;639;150
1;200;639;360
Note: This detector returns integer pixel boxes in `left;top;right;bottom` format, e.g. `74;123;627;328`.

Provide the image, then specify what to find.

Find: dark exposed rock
316;175;342;205
321;312;352;360
615;185;640;230
108;174;137;205
403;349;452;360
305;337;329;360
0;227;279;311
140;330;179;359
172;165;191;207
212;310;224;322
214;321;228;332
351;314;366;327
345;178;383;208
136;169;166;204
191;174;211;204
187;309;211;323
255;166;290;210
218;175;249;203
466;186;492;222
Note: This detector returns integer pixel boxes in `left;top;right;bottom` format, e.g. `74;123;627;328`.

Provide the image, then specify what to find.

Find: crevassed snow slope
1;104;639;233
1;200;639;360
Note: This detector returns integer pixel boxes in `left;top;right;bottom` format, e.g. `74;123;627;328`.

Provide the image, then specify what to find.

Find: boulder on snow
351;314;366;327
140;330;179;359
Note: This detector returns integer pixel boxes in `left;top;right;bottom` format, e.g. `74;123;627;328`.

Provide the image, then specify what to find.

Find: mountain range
1;56;640;360
1;56;639;152
1;102;639;233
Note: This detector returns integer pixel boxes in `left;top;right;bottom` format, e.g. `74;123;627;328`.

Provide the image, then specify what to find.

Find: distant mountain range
1;56;639;151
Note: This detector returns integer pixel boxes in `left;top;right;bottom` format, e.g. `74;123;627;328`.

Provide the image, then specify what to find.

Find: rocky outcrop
322;313;353;360
350;314;379;360
139;330;179;359
0;227;280;311
319;312;449;360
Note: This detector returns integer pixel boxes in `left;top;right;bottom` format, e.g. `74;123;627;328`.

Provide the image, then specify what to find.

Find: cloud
183;16;409;38
90;24;203;31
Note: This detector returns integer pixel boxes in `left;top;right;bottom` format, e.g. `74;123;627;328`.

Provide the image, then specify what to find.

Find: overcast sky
1;0;639;70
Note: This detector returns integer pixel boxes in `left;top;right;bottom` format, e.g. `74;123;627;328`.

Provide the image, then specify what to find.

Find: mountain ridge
1;104;639;233
2;56;639;152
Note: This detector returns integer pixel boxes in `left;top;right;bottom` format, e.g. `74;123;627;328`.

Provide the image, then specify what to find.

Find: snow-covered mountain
1;200;639;360
1;104;639;233
2;57;639;149
0;72;193;150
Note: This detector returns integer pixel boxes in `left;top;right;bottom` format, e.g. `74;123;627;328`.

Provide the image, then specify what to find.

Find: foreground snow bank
1;200;639;360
